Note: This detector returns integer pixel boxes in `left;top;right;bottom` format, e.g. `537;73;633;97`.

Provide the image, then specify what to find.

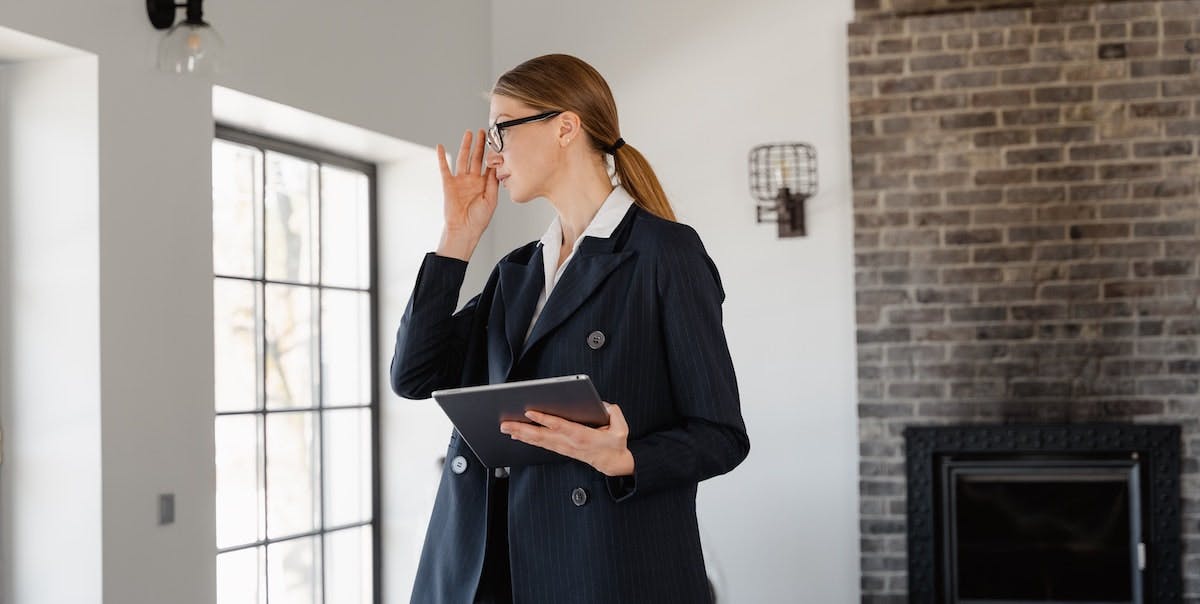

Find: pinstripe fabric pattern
391;203;749;604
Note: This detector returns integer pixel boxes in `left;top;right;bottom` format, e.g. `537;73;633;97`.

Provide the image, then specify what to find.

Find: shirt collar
537;185;636;250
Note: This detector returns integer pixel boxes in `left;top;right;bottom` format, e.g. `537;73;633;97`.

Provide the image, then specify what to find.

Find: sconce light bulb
157;22;224;75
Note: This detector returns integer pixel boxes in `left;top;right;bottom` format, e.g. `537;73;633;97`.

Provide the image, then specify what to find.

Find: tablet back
431;374;609;468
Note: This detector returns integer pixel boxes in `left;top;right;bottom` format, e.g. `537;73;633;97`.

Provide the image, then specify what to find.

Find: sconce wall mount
748;142;818;238
147;0;193;29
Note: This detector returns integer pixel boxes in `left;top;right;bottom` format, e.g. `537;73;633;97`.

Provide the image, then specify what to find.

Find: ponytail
612;144;676;222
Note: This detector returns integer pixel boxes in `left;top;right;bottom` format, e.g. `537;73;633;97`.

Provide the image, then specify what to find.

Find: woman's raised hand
435;129;498;261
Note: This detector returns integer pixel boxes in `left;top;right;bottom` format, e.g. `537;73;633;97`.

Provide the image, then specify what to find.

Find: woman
391;53;749;604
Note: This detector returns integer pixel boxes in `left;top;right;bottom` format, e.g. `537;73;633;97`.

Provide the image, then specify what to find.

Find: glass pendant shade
158;21;224;75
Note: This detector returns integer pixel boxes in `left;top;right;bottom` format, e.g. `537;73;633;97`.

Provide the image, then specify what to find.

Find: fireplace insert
905;424;1182;604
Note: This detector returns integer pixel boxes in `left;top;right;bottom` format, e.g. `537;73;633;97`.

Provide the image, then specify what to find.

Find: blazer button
450;455;468;475
587;330;606;350
571;487;589;507
493;466;510;479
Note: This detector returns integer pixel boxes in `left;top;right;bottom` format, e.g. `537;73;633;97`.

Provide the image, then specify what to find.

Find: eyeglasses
486;111;562;153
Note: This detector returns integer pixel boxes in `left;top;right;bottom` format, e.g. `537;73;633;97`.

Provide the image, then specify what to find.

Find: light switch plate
158;493;175;525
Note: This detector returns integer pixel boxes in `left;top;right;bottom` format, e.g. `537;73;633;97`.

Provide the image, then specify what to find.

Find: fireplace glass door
942;458;1142;604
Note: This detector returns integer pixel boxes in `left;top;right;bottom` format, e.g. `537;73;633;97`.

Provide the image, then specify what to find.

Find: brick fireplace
848;1;1200;601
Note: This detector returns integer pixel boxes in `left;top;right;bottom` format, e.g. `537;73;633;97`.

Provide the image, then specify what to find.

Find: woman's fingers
600;403;629;440
524;410;574;433
436;144;451;180
507;426;586;461
484;166;498;203
446;130;491;179
604;403;628;431
501;420;554;450
503;411;583;449
454;129;472;176
469;128;486;176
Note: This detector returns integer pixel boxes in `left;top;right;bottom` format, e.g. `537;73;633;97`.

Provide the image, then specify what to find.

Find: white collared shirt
523;185;636;345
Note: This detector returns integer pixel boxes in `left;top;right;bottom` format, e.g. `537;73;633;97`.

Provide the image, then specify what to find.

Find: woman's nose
485;148;503;167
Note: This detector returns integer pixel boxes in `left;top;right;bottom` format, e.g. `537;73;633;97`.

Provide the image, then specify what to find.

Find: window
212;126;379;604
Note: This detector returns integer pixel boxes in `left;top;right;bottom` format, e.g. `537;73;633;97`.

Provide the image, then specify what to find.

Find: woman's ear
557;111;582;147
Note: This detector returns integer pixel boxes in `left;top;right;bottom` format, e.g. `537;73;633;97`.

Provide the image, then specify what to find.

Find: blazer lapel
498;245;545;375
520;203;640;358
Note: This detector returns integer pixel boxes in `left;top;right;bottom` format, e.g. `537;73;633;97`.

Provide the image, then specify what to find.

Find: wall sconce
147;0;224;75
748;143;817;238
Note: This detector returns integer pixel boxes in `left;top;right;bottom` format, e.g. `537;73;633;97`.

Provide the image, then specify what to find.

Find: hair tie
605;138;626;155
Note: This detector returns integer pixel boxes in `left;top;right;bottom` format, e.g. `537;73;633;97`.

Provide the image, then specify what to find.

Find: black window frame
213;123;382;604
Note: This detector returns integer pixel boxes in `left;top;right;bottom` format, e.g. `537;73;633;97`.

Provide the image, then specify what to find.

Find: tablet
431;374;609;468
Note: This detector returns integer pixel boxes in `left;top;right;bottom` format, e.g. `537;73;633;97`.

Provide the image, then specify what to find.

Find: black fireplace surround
905;424;1183;604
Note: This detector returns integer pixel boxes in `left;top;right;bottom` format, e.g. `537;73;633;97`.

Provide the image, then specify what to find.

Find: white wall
0;50;103;604
1;1;861;601
0;2;491;603
376;155;458;601
490;2;860;601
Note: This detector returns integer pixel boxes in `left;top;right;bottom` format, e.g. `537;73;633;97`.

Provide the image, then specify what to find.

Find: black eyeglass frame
487;110;563;153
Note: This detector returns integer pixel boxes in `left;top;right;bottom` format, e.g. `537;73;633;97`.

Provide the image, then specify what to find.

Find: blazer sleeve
606;226;750;502
389;252;480;400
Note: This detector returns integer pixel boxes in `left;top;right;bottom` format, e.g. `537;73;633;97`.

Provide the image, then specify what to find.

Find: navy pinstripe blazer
390;203;750;604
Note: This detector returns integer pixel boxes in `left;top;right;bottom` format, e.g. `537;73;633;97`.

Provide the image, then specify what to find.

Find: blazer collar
497;245;544;375
535;185;637;254
497;202;640;375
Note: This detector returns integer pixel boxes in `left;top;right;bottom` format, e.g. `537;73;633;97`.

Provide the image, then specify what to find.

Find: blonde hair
492;53;676;222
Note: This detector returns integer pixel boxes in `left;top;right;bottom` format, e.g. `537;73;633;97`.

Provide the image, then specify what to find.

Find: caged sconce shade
748;143;817;238
147;0;224;75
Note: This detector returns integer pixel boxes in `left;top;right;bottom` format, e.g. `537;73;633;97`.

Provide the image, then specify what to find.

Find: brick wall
849;2;1200;601
857;0;1155;19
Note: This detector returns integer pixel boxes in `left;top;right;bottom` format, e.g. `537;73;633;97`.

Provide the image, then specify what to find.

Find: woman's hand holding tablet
432;374;628;470
502;401;635;477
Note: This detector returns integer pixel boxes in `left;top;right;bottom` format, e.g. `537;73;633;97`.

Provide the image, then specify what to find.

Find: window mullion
258;155;271;603
316;162;327;604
